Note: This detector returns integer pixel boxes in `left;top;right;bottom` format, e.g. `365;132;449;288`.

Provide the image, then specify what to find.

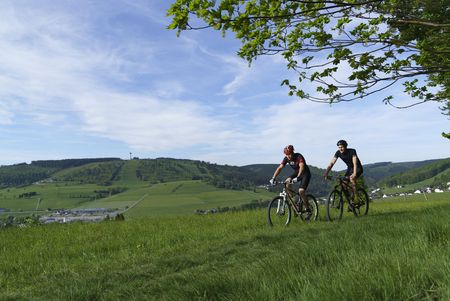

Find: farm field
0;180;273;218
1;192;449;300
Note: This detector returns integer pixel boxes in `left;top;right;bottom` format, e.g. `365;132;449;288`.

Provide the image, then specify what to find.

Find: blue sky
0;1;449;169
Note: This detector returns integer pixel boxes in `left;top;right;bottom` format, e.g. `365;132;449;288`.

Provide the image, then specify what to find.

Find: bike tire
352;188;369;216
299;194;319;221
267;196;291;227
327;190;343;221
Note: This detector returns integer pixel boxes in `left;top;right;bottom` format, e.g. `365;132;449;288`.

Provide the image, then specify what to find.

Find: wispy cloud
0;1;237;155
0;1;448;167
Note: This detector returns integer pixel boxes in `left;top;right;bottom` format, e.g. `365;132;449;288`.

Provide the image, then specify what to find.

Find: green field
0;180;273;218
1;192;449;300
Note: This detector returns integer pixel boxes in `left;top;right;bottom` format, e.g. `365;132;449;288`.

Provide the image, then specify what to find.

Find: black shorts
344;167;363;179
289;171;311;190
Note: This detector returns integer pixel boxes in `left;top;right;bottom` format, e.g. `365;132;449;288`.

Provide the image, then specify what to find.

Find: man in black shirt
270;145;312;212
324;140;363;201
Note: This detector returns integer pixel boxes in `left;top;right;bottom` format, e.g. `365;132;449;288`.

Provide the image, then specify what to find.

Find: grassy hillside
358;159;442;186
1;157;449;216
71;180;273;218
1;193;449;300
380;158;450;187
0;180;272;218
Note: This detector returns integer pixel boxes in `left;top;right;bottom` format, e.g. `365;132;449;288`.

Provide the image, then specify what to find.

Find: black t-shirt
334;148;362;170
281;153;310;176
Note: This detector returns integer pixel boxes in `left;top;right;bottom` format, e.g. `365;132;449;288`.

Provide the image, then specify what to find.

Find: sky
0;0;449;170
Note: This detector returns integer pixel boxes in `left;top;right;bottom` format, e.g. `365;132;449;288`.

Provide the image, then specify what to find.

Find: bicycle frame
268;180;319;226
334;177;353;201
274;182;302;215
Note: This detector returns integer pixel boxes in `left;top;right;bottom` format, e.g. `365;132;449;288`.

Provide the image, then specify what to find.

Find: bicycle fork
277;197;286;214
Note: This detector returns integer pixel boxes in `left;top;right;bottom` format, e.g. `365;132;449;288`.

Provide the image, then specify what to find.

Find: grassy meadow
0;180;273;218
1;192;449;300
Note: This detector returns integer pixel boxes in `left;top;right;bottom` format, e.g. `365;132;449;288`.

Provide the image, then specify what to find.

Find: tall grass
1;197;449;300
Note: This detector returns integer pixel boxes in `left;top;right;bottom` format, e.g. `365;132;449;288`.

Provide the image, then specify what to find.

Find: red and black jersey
281;153;310;175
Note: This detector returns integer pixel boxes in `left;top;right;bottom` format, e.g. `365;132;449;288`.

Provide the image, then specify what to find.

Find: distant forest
0;158;120;187
0;157;449;196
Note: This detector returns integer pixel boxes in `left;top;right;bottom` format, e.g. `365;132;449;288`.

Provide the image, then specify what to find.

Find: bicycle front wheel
353;188;369;216
299;194;319;221
267;196;291;226
327;190;343;221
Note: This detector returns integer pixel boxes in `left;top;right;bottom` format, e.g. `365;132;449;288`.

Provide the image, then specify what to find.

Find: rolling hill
0;156;449;218
379;157;450;187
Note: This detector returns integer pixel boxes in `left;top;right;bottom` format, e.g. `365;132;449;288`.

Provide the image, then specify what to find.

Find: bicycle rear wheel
299;194;319;221
326;190;343;221
267;196;291;226
352;188;369;216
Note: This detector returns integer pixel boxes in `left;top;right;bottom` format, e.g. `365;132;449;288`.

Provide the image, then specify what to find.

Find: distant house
414;190;422;194
434;188;444;193
371;188;381;194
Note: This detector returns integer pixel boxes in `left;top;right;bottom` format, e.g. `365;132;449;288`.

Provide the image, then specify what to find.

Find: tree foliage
168;0;450;136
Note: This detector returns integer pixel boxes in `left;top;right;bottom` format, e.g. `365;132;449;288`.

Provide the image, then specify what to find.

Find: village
39;208;123;224
371;182;450;199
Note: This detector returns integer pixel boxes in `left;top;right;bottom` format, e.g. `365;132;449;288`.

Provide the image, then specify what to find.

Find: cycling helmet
283;145;294;155
337;140;348;147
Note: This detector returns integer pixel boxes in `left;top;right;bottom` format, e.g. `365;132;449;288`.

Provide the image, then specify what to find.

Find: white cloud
72;92;228;151
0;1;237;154
0;1;448;167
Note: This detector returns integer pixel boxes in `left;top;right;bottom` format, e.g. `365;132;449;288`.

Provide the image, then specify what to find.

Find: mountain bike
267;180;319;226
326;176;369;221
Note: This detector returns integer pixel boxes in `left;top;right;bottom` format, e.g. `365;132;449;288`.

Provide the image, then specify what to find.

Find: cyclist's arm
272;163;284;180
296;162;304;179
350;155;358;179
324;156;338;178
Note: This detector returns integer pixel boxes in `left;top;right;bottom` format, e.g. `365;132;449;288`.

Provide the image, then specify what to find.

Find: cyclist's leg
353;169;364;203
343;169;356;211
298;172;311;210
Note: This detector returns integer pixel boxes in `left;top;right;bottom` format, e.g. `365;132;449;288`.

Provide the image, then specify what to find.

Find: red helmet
283;145;294;155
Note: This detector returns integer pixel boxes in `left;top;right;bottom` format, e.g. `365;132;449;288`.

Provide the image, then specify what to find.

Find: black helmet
337;140;348;147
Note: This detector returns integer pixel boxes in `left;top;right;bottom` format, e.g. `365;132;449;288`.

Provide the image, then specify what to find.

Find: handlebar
269;179;298;187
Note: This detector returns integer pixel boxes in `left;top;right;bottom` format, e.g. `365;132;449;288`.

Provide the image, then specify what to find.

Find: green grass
123;180;273;218
0;183;121;213
0;180;273;218
1;193;449;300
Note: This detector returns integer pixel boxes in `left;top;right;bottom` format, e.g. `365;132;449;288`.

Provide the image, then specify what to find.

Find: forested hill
362;159;442;186
0;158;120;187
379;158;450;187
0;157;449;195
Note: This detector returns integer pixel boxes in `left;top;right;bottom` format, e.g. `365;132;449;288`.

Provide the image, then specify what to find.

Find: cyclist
323;140;363;206
270;145;312;214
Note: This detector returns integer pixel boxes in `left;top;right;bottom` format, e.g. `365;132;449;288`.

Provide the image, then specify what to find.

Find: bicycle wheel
299;194;319;221
352;188;369;216
267;196;291;226
326;190;343;221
